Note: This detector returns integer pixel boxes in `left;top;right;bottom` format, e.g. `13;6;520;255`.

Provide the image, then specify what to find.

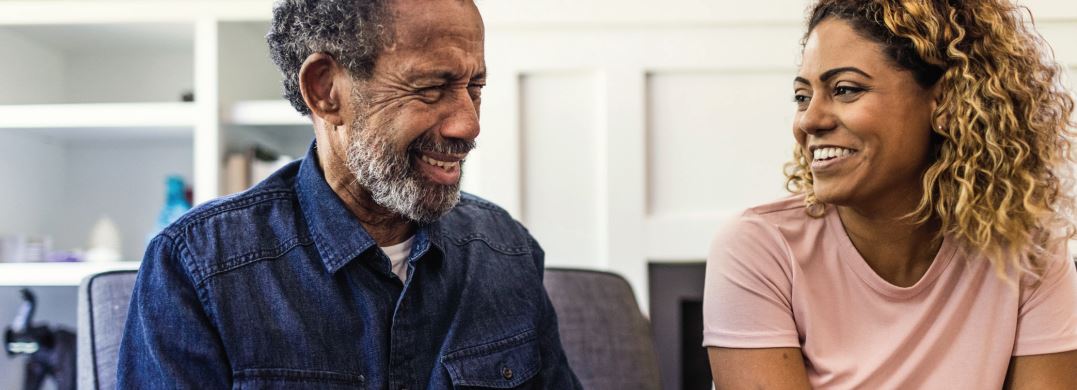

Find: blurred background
0;0;1074;388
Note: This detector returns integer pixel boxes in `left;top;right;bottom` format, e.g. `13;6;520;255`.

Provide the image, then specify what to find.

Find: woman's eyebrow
794;67;874;85
819;66;873;82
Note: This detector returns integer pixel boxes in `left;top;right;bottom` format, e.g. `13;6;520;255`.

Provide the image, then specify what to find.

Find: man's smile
414;151;466;185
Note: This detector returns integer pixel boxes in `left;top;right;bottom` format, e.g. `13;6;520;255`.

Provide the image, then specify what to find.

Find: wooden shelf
0;262;140;286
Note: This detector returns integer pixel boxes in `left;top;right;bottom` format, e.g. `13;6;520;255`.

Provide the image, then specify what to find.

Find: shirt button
502;366;513;380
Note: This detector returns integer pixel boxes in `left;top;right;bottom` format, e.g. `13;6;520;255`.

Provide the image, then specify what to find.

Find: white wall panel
1035;23;1077;65
478;23;806;306
479;0;808;27
647;70;795;218
472;0;1077;307
519;72;603;268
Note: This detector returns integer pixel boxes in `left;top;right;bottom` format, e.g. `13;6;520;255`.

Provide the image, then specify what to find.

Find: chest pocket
441;329;541;389
232;368;366;390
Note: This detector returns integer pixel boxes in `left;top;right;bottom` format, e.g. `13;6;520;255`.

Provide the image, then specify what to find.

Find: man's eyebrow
406;69;486;82
431;71;456;81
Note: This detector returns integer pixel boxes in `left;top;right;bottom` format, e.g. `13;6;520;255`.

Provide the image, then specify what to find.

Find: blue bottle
153;175;192;236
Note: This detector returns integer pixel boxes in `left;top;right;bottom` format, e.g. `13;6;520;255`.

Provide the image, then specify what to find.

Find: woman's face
794;19;938;210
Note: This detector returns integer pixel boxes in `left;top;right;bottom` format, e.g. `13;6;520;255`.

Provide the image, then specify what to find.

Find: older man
117;0;582;388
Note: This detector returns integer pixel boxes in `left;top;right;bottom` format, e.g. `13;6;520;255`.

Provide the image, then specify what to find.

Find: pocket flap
441;329;540;388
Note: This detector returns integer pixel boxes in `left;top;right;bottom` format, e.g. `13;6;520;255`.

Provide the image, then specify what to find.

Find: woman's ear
298;52;348;127
930;82;946;131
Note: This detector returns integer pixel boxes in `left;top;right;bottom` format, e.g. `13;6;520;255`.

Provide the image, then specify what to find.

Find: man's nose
438;88;481;141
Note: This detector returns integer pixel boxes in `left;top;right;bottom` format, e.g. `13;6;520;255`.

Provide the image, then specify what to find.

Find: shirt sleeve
702;211;800;349
117;235;232;388
1012;245;1077;356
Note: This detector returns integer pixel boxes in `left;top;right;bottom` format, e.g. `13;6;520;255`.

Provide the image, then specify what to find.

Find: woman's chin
811;185;853;206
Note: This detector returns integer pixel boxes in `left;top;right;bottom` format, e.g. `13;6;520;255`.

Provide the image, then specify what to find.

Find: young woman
702;1;1077;388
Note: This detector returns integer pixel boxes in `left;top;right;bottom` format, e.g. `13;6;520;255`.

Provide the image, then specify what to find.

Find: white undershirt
379;236;414;282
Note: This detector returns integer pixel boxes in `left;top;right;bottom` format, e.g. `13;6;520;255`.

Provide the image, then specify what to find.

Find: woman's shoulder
711;194;830;259
722;194;827;236
744;193;813;218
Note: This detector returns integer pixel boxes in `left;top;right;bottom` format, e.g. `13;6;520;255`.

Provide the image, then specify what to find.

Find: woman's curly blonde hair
785;0;1077;278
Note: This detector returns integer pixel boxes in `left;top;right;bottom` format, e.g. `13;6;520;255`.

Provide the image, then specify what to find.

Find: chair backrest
77;270;138;390
75;268;662;389
543;268;661;390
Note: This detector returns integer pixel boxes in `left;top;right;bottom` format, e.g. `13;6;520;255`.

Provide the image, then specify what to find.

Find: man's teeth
813;147;854;161
420;155;460;169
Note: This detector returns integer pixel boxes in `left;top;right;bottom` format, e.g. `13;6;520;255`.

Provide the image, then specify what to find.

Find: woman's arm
709;347;812;390
1003;350;1077;390
704;213;807;389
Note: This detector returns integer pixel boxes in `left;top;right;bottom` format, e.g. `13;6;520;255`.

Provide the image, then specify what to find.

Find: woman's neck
836;194;943;287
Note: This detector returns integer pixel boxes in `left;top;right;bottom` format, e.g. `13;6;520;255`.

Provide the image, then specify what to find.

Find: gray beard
344;121;467;224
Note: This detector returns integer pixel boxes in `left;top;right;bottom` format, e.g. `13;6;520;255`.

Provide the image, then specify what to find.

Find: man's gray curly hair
267;0;391;116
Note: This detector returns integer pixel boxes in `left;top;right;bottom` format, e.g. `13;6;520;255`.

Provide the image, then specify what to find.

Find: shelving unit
0;102;196;129
227;100;307;126
0;103;196;141
0;1;309;286
0;262;140;286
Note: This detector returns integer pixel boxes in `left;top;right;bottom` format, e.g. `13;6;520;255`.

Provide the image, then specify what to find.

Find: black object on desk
4;288;76;390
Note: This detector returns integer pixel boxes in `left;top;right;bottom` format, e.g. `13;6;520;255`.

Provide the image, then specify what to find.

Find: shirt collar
296;142;443;274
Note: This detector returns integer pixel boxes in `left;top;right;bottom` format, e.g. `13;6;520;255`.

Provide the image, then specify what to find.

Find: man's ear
298;53;348;127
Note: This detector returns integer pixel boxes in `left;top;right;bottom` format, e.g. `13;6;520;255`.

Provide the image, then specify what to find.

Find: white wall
0;24;193;105
65;50;194;103
0;0;1073;308
518;73;604;268
469;0;1077;308
0;133;192;261
0;131;65;237
217;21;284;105
470;12;809;306
58;138;193;261
0;28;64;104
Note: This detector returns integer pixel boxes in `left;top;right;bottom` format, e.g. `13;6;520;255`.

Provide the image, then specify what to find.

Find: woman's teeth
813;147;854;161
420;154;460;169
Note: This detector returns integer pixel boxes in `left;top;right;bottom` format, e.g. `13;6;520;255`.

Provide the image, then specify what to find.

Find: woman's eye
834;86;864;96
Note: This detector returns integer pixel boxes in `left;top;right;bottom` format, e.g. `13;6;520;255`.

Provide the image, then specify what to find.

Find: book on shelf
223;145;294;195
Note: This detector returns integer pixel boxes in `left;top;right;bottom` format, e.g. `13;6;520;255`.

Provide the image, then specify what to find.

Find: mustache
408;133;476;156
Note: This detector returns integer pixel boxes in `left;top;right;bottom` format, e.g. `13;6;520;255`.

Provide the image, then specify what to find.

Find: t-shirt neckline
825;205;959;299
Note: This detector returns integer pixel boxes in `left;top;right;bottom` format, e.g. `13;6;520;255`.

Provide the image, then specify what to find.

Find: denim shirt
117;144;582;389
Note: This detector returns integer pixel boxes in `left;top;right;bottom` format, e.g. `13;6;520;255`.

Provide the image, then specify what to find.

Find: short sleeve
1012;246;1077;356
702;211;800;349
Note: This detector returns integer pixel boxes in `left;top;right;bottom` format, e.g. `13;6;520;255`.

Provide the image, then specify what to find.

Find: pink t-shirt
702;195;1077;389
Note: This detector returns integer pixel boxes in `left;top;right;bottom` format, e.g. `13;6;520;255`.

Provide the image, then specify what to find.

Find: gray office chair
544;268;662;390
77;270;138;390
